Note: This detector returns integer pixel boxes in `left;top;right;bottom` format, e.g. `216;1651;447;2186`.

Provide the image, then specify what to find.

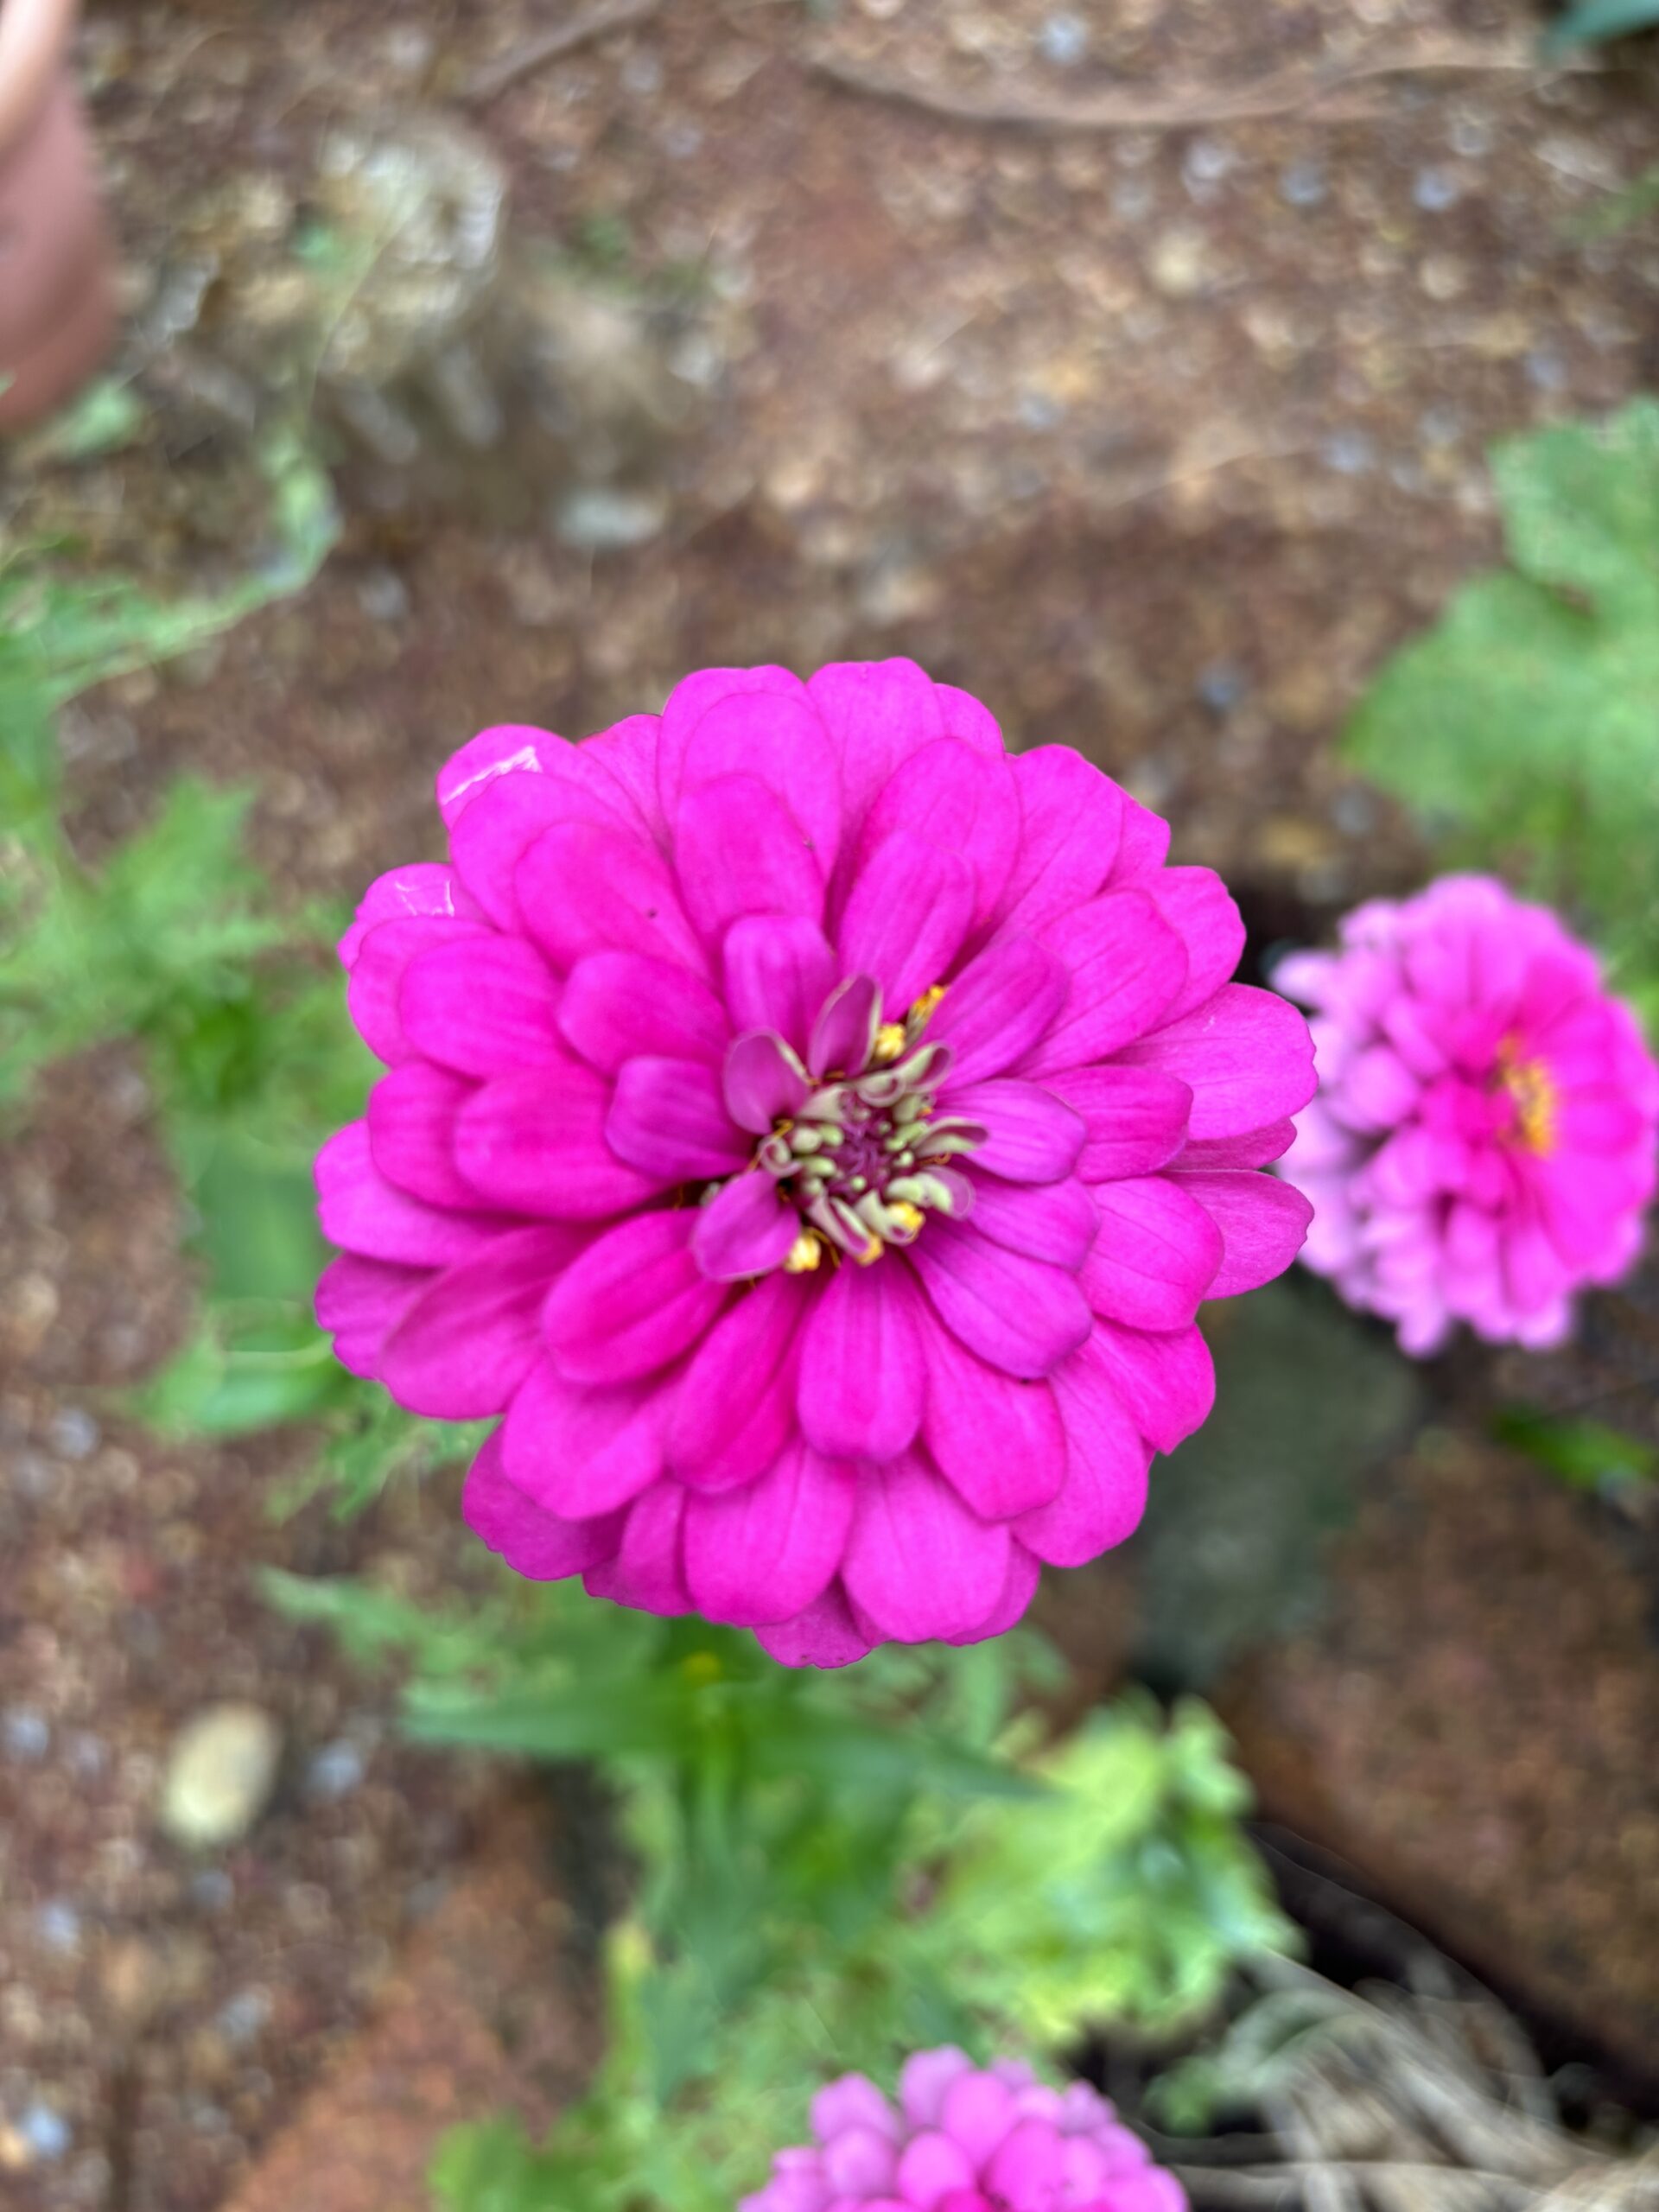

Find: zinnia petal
842;1452;1012;1642
683;1440;855;1628
543;1211;729;1384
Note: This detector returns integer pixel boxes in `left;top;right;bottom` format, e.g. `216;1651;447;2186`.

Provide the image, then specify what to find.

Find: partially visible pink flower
1276;874;1659;1355
740;2049;1186;2212
316;661;1315;1663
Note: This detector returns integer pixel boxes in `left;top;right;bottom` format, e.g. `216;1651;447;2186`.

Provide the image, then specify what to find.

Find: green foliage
1343;400;1659;1029
1542;0;1659;55
1491;1403;1658;1495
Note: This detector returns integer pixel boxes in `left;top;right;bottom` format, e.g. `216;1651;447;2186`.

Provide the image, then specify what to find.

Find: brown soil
7;0;1659;2202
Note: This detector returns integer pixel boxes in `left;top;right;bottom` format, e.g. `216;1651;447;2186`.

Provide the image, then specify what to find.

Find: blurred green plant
1343;399;1659;1033
256;1566;1292;2210
1491;1402;1658;1497
1542;0;1659;54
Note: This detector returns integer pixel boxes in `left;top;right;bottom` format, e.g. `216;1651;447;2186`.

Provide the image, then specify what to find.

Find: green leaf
1542;0;1659;55
1344;401;1659;1011
401;1676;702;1761
1491;1404;1658;1490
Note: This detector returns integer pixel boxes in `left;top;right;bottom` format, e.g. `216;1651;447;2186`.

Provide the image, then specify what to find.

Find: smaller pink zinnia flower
740;2049;1186;2212
1276;874;1659;1355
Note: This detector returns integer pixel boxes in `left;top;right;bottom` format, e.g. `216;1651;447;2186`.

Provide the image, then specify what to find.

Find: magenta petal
1116;982;1317;1139
1177;1119;1297;1169
921;1324;1067;1519
985;2120;1067;2206
996;746;1125;936
500;1357;665;1518
1109;793;1173;882
579;712;668;844
1088;1319;1215;1454
899;2050;975;2129
810;974;881;1079
1148;866;1246;1024
754;1580;876;1669
1026;892;1188;1074
315;1254;428;1377
367;1062;480;1210
722;916;838;1058
558;950;729;1073
675;773;825;943
798;1258;926;1462
683;1440;855;1627
926;938;1068;1087
855;739;1020;937
1015;1337;1149;1566
657;664;807;825
462;1430;624;1580
939;2072;1018;2171
838;831;976;1017
400;937;565;1077
843;1452;1012;1641
543;1211;729;1383
448;756;630;925
808;658;947;855
668;1272;810;1489
316;1123;504;1265
682;686;843;882
909;1221;1090;1378
379;1224;587;1417
517;819;706;979
896;2133;978;2209
692;1173;801;1281
963;1172;1097;1270
1170;1169;1312;1296
1080;1175;1224;1330
944;1541;1040;1648
456;1063;663;1218
608;1058;750;1181
724;1031;810;1135
583;1479;692;1615
436;724;555;824
946;1079;1084;1184
338;864;481;969
1042;1066;1193;1181
348;915;488;1065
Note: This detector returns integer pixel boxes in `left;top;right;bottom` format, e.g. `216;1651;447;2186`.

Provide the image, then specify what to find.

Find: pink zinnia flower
740;2049;1186;2212
1277;874;1659;1354
316;661;1314;1663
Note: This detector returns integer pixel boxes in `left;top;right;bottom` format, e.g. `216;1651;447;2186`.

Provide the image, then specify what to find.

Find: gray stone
554;485;669;550
159;1704;283;1849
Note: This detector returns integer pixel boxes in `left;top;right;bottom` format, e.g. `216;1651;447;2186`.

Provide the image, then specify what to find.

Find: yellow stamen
871;1021;907;1064
783;1230;825;1274
853;1233;884;1266
910;983;947;1027
887;1201;925;1237
1497;1038;1558;1156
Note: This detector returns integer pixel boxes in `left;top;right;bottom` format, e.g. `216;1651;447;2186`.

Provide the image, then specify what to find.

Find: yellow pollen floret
853;1233;884;1266
910;983;947;1027
1497;1040;1558;1156
783;1230;825;1274
887;1201;925;1236
871;1022;908;1064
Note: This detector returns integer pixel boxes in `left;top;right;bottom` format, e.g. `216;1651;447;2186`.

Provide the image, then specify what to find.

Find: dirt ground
6;0;1659;2203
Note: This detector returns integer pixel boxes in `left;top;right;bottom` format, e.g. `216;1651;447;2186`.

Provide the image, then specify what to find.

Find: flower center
1494;1036;1558;1156
758;983;983;1270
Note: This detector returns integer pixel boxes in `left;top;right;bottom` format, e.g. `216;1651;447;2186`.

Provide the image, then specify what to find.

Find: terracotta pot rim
0;0;80;162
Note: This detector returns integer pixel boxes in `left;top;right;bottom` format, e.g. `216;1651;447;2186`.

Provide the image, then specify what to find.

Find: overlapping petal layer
317;661;1315;1662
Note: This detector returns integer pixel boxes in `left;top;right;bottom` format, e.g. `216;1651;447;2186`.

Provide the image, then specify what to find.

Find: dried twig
463;0;659;103
808;34;1602;135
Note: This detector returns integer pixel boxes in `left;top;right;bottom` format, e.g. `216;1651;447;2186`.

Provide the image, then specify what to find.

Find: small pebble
1321;429;1376;476
306;1739;367;1801
356;567;410;624
1037;11;1089;65
159;1704;283;1849
36;1903;82;1955
1419;404;1461;448
1414;167;1459;213
1198;663;1246;714
1183;139;1234;191
554;486;670;550
1332;788;1379;838
47;1408;99;1461
20;2106;70;2164
1280;161;1327;209
217;1987;272;2044
3;1708;50;1762
1526;349;1567;391
190;1868;235;1913
1450;115;1492;160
